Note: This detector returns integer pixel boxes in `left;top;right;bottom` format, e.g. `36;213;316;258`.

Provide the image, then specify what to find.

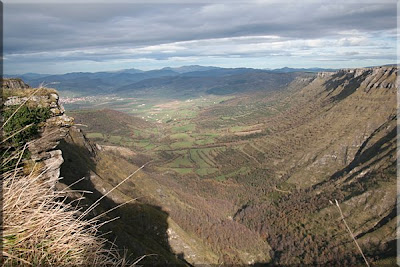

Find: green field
68;93;275;181
86;132;103;138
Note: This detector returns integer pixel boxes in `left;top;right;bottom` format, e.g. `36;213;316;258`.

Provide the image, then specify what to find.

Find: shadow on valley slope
57;139;189;266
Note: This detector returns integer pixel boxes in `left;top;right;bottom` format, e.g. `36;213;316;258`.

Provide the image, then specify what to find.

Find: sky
3;1;398;74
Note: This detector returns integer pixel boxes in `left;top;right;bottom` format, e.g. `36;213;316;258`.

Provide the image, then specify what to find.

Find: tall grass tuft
1;165;128;266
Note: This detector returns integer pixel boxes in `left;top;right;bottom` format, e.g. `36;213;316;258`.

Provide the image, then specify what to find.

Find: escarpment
1;81;136;266
323;66;397;101
56;120;191;266
29;99;74;185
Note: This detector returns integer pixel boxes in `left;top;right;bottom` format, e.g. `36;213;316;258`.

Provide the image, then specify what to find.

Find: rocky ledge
319;66;397;90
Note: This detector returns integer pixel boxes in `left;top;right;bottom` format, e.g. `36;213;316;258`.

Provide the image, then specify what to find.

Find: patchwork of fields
68;92;280;182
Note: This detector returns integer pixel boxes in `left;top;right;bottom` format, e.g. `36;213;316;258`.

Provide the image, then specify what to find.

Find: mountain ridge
5;65;339;96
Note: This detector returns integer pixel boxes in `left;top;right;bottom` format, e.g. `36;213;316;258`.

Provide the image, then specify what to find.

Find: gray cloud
3;2;397;73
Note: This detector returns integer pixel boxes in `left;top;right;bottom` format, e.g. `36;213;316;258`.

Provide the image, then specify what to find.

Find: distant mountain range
266;66;337;73
161;65;221;73
5;65;336;96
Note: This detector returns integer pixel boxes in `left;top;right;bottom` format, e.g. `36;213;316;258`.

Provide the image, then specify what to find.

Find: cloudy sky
4;1;398;74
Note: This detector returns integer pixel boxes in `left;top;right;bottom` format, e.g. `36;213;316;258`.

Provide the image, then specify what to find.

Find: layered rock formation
28;112;73;186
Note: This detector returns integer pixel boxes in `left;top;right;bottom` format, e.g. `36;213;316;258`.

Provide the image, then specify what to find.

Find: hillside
68;66;397;265
69;109;154;138
115;71;304;97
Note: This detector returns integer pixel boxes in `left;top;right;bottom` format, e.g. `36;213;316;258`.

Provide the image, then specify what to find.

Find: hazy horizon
5;63;398;76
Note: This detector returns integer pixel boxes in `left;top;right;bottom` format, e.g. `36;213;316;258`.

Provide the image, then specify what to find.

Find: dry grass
1;164;129;266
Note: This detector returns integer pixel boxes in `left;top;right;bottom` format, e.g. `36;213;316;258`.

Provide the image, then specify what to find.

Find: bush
3;105;51;146
1;105;51;172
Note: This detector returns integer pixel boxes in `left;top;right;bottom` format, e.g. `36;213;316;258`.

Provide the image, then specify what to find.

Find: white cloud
337;37;368;46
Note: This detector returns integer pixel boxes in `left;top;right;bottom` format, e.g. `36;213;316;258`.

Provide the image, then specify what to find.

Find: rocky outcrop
3;83;74;187
4;92;63;108
28;118;73;186
317;71;335;78
31;105;73;186
323;67;397;100
2;78;31;89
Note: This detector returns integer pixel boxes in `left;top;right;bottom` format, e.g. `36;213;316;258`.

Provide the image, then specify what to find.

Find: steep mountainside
1;87;129;265
56;127;190;265
228;66;397;265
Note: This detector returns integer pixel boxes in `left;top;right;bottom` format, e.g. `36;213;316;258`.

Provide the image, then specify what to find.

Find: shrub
2;105;50;146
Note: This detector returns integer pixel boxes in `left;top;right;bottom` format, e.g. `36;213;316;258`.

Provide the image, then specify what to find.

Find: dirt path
273;186;291;194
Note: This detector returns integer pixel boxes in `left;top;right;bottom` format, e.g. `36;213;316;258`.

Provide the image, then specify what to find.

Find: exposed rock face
28;123;71;186
63;126;98;156
327;67;397;94
317;71;335;78
31;108;73;187
2;78;31;89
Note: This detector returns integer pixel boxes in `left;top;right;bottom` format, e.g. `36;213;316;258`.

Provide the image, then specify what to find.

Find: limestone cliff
1;80;130;266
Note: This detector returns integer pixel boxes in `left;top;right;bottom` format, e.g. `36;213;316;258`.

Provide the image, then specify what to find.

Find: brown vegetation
2;166;127;266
